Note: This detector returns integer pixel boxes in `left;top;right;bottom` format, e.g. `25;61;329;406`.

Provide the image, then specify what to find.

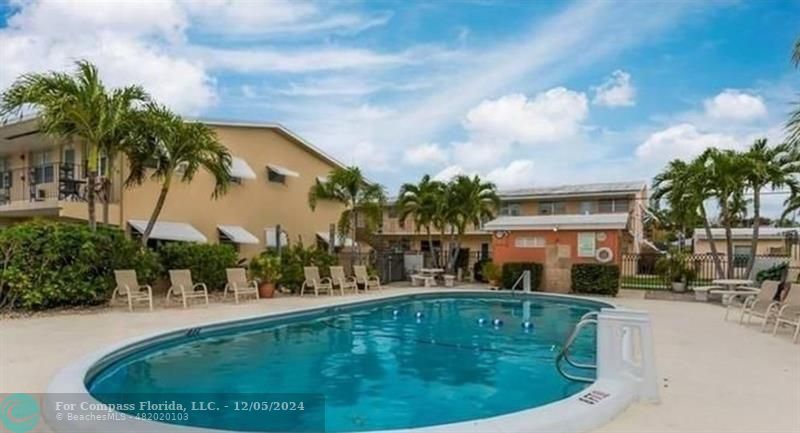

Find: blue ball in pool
521;321;533;330
477;317;487;326
392;309;400;317
415;311;424;319
492;318;504;327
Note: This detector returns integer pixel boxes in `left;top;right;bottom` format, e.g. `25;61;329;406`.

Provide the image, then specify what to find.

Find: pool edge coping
45;289;637;433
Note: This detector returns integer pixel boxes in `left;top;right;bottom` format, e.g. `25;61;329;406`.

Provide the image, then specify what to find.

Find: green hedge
158;243;240;291
571;263;620;296
501;262;543;291
0;220;160;310
275;244;337;293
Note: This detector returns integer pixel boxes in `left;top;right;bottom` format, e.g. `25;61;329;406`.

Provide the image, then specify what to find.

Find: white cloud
703;89;767;121
592;70;636;107
635;123;741;162
404;143;449;166
433;165;469;182
183;0;391;35
0;0;214;114
485;160;536;189
463;88;588;145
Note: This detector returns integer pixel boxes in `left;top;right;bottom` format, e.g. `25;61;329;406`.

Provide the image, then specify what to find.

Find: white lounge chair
111;270;153;312
772;283;800;343
224;268;259;303
739;280;781;330
300;266;333;296
353;265;381;291
330;266;357;295
166;269;209;308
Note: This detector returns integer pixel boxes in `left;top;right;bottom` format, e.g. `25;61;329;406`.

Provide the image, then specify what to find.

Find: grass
621;274;713;290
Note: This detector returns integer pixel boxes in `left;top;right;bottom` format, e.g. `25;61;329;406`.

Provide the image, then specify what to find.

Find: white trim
217;225;259;244
485;214;628;231
578;232;597;257
128;220;207;243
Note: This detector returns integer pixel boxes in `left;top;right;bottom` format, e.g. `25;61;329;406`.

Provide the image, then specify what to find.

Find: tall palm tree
444;175;500;272
397;175;445;264
308;166;386;264
742;139;800;276
652;156;725;278
703;148;749;277
0;60;148;230
125;104;231;246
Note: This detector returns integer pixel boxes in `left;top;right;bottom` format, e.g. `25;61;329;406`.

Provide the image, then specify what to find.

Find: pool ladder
555;312;598;383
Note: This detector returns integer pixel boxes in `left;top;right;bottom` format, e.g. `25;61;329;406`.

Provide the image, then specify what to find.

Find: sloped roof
484;213;629;231
500;181;646;199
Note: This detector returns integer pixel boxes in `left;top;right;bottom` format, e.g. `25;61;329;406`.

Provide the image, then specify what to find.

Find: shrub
277;244;337;293
158;243;239;291
0;220;160;310
482;261;502;283
571;263;620;296
756;262;788;284
501;262;543;291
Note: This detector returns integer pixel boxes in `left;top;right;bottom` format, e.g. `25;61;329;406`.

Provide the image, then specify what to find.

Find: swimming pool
81;293;607;432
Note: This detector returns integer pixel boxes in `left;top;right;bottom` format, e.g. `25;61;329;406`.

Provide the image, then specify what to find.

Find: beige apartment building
377;181;649;281
0;117;346;258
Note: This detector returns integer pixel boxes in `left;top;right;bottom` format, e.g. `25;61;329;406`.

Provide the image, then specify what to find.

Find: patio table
711;279;757;319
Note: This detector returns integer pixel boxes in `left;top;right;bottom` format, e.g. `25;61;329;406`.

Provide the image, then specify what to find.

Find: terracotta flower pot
258;282;276;298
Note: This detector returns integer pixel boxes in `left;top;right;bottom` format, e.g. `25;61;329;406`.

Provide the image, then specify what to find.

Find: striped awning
128;220;207;243
218;225;259;244
230;157;257;180
267;164;300;178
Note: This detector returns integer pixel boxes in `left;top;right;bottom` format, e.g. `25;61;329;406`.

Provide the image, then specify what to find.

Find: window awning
230;156;257;180
128;220;207;243
316;176;328;183
218;225;259;244
316;231;356;247
267;164;300;178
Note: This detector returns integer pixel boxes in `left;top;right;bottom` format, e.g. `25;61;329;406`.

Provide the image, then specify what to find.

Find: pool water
88;294;601;432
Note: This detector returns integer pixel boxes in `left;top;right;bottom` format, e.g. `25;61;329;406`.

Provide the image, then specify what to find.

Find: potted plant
655;249;695;292
249;253;282;298
482;261;502;288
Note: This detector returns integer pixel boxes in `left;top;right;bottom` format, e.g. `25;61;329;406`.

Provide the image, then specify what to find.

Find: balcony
0;163;120;220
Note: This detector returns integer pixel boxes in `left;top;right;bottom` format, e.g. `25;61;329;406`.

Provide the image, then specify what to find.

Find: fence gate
375;251;405;283
621;253;669;290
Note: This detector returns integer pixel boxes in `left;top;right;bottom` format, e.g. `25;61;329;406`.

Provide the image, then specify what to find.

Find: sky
0;0;798;214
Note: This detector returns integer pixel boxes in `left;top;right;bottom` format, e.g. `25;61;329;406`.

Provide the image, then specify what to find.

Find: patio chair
739;280;781;330
772;283;800;343
330;266;357;295
223;268;259;304
111;270;153;312
300;266;333;296
166;269;209;308
353;265;381;291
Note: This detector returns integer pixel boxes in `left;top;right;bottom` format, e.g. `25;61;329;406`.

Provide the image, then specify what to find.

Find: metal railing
555;312;598;383
0;163;119;206
620;252;791;290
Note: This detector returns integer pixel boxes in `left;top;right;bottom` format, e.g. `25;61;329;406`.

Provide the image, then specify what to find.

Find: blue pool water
87;294;602;432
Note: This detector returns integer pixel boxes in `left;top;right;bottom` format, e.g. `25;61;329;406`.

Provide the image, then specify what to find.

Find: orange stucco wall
492;229;623;266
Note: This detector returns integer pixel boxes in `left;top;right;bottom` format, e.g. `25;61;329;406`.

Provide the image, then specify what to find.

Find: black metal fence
336;250;489;284
621;253;791;290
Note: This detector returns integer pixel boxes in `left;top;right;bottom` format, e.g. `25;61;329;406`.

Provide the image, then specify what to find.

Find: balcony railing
0;163;118;206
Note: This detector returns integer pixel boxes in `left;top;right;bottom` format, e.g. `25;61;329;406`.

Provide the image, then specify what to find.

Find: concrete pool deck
1;286;798;433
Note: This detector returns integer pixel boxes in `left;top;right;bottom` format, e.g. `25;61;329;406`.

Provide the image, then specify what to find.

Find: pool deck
2;286;799;433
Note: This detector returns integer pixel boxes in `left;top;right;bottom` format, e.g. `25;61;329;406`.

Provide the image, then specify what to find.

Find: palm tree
125;104;231;246
0;60;148;230
742;139;800;276
652;156;725;278
308;166;386;264
397;175;445;265
444;175;500;273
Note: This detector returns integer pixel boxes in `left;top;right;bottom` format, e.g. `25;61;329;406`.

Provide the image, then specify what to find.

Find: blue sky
1;0;798;209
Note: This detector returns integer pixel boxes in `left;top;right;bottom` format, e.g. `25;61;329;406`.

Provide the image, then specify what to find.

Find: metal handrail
555;316;598;383
510;270;530;292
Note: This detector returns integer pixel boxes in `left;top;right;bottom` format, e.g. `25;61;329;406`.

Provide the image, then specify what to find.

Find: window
539;201;566;215
733;245;753;266
264;227;288;248
0;158;11;189
577;232;596;257
599;198;630;213
514;236;545;248
579;201;594;215
31;151;54;183
267;170;286;184
500;203;521;216
480;243;490;259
